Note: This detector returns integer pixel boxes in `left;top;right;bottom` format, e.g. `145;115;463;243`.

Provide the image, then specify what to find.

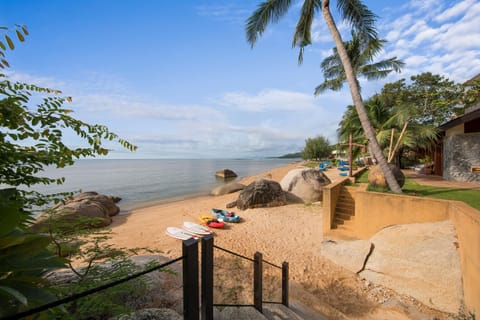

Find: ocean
28;158;298;211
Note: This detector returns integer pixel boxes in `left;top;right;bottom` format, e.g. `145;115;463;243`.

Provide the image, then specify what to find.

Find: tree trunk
321;0;402;193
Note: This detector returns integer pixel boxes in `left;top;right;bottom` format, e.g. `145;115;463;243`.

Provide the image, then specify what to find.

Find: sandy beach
107;161;447;320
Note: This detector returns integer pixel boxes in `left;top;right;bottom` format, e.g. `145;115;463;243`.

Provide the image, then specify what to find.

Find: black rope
213;245;254;262
1;256;183;320
263;259;281;269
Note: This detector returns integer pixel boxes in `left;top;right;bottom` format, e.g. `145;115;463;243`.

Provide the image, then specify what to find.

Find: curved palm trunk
321;0;402;193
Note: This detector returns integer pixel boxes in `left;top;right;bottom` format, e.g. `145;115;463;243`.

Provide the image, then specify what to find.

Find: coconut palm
315;32;404;95
246;0;403;193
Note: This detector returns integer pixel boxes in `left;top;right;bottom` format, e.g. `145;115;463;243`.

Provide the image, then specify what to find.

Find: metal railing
2;235;289;320
201;234;289;319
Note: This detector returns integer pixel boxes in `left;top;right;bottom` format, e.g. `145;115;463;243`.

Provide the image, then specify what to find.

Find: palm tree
315;32;404;95
246;0;403;193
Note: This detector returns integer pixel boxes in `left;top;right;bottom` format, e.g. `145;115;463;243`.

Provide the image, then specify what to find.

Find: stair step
335;203;354;211
263;303;304;320
213;306;268;319
336;212;354;220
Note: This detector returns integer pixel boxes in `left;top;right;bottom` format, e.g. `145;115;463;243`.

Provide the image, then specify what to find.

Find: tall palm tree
315;32;404;95
246;0;403;193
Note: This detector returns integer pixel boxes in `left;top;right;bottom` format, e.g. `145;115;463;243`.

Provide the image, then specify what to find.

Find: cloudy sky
1;0;479;159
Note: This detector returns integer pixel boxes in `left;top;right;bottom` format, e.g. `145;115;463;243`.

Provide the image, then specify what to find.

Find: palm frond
292;0;322;64
314;77;346;95
246;0;293;47
336;0;378;40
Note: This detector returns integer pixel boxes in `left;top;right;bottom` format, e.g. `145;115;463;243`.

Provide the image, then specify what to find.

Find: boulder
32;191;120;231
211;182;245;196
215;169;237;179
236;178;287;210
368;164;405;189
280;168;331;202
359;221;463;314
321;239;373;274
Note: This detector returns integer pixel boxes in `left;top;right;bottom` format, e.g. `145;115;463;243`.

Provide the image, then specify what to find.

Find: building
438;74;480;182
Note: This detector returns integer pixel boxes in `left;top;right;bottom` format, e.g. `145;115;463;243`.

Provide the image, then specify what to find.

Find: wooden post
349;134;353;177
253;252;263;313
281;261;289;307
183;238;199;320
201;234;214;320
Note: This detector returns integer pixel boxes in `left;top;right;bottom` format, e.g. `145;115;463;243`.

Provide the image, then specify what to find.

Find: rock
280;168;331;202
211;182;245;196
359;221;463;314
226;200;237;208
215;169;237;179
321;239;373;273
32;191;120;231
114;308;182;320
368;164;405;189
236;178;287;210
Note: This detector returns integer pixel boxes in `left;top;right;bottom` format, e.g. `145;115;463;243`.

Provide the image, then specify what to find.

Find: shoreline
118;159;305;212
106;161;447;320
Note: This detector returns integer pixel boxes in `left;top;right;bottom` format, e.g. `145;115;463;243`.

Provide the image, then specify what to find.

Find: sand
107;161;448;320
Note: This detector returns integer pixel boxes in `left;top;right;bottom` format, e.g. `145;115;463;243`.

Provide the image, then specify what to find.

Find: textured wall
443;133;480;182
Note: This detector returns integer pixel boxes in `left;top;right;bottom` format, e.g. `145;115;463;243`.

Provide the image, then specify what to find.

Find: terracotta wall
447;202;480;314
322;184;480;314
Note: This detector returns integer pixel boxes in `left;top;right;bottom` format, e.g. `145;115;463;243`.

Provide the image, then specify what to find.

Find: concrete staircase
332;186;356;232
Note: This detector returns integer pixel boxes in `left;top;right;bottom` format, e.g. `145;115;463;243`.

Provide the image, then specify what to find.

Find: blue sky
1;0;479;159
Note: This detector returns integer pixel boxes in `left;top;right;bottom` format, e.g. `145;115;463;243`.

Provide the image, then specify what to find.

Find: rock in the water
236;178;287;210
32;191;120;231
211;182;245;196
280;168;331;202
321;239;373;274
368;164;405;189
215;169;237;179
359;221;463;314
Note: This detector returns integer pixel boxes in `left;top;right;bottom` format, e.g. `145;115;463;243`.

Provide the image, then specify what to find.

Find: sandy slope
107;161;448;320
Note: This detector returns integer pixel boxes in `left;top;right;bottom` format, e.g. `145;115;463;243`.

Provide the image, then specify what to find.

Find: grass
354;169;480;210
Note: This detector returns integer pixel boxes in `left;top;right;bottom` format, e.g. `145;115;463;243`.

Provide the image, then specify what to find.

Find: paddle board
183;221;212;235
165;227;197;240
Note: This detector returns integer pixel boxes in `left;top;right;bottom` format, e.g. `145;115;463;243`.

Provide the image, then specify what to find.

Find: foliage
315;31;404;94
354;169;480;210
302;135;332;160
462;77;480;110
0;24;139;318
0;189;66;318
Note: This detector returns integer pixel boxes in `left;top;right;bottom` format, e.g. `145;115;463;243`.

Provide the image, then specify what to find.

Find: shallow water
27;158;297;210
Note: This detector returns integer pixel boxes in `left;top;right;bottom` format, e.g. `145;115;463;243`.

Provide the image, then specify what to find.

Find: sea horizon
27;158;301;211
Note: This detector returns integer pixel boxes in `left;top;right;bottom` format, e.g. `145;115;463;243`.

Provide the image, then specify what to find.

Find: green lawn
354;170;480;210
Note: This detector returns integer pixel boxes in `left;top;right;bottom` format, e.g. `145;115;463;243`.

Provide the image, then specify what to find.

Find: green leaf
0;285;28;306
5;35;14;50
0;40;5;50
21;25;29;36
15;29;25;42
0;189;23;236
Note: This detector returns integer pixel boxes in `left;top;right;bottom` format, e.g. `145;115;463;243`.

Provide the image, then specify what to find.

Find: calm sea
29;159;298;211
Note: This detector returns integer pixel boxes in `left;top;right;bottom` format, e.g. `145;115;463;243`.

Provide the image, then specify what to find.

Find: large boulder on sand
280;168;331;202
236;178;287;210
359;221;463;314
32;191;120;231
211;182;245;196
368;164;405;189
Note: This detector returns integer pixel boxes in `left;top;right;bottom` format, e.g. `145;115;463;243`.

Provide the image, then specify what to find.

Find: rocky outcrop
236;178;287;210
368;164;405;189
360;221;462;314
280;168;331;203
32;191;121;231
211;182;245;196
215;169;238;179
321;239;373;274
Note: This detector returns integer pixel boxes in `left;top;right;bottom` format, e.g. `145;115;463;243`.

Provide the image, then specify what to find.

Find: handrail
213;244;254;262
1;256;184;320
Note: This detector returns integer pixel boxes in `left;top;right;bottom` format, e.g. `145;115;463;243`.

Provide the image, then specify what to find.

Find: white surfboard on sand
183;221;212;235
165;227;197;240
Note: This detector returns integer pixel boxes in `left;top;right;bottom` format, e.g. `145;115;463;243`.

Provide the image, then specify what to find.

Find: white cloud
216;89;317;112
435;0;474;22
